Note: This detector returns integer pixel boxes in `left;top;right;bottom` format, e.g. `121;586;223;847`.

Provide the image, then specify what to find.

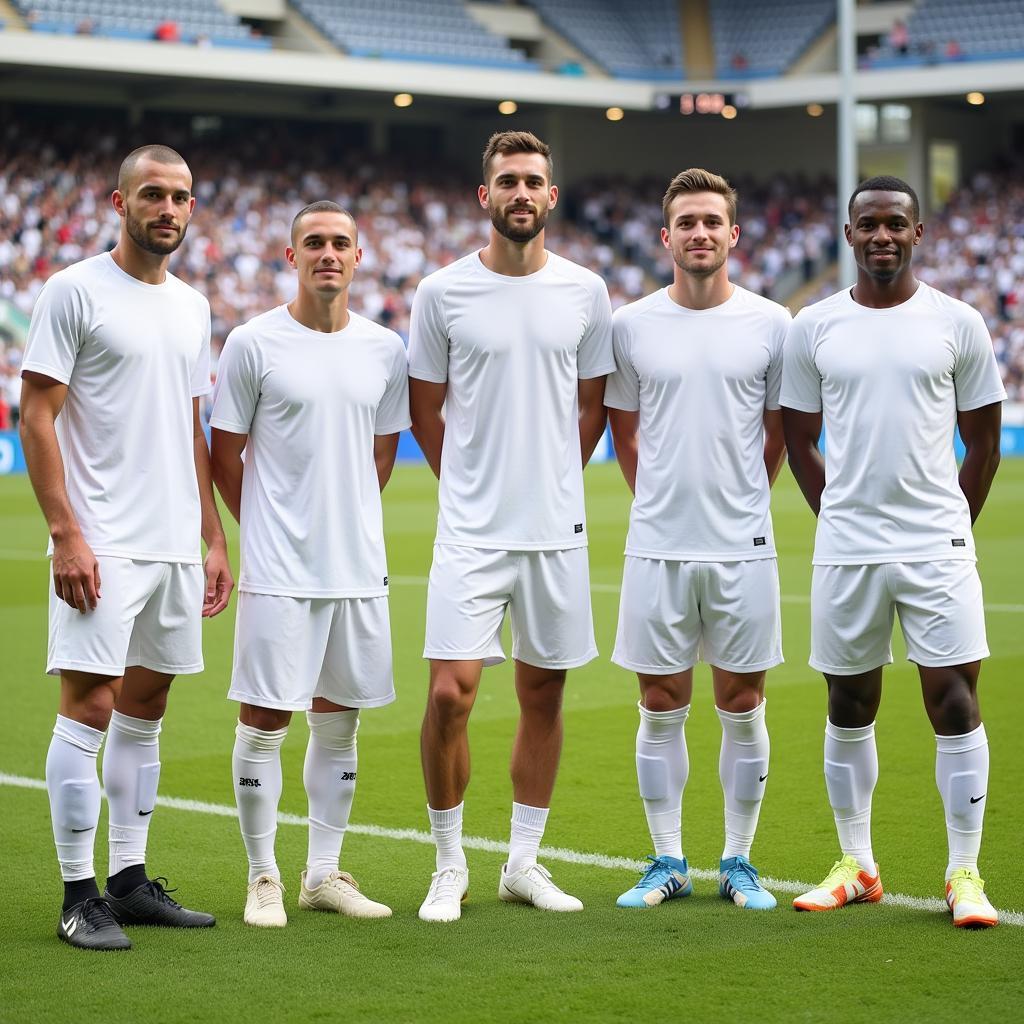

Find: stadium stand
289;0;534;68
710;0;834;77
523;0;684;79
13;0;270;47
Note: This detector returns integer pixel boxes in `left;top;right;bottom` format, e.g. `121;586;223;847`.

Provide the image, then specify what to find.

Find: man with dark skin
781;176;1004;927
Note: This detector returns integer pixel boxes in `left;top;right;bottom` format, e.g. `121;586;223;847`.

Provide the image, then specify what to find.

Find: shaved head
290;200;358;246
117;144;189;194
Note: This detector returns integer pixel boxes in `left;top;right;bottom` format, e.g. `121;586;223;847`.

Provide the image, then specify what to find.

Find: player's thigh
894;560;990;667
509;547;597;670
612;557;701;675
316;597;396;708
229;591;327;711
701;559;783;674
47;556;159;678
809;564;894;675
424;544;513;665
128;561;204;675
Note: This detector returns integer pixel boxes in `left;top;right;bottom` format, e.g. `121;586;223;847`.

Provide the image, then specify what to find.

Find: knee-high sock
636;702;690;859
717;700;770;860
303;710;359;889
233;722;288;884
507;802;549;873
102;710;161;877
46;715;105;882
935;723;989;879
824;719;878;873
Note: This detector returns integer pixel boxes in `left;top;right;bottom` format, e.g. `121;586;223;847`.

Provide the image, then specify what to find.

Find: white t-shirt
21;252;210;563
407;250;615;550
210;305;410;598
780;283;1007;565
606;286;790;561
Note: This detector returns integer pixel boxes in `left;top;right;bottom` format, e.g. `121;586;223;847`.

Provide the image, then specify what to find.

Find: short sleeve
603;314;640;412
407;279;449;383
953;308;1008;411
577;279;615;379
376;339;413;434
764;308;791;411
779;314;822;413
190;299;213;398
21;273;89;385
209;328;260;434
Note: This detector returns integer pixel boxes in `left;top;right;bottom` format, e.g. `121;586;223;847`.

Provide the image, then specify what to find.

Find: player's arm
763;408;786;486
194;399;233;617
374;433;401;491
781;406;825;516
608;408;639;495
409;378;447;479
19;370;100;613
957;401;1002;523
579;376;608;467
210;427;247;524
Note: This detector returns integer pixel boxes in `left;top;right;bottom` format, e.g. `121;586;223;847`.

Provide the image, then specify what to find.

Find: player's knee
65;685;116;732
641;683;683;714
243;705;291;732
428;675;474;721
928;686;980;735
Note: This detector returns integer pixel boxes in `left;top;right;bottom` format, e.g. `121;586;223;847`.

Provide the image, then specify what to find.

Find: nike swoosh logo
71;827;91;833
970;794;986;804
759;774;769;782
138;810;154;816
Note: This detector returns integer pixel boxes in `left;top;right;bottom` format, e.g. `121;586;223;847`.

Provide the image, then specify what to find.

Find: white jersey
780;283;1006;565
408;250;614;550
210;305;410;598
606;286;790;561
21;252;210;563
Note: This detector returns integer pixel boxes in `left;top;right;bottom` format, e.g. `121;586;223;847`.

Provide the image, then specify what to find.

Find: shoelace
518;864;556;891
428;868;464;902
952;873;986;902
726;860;761;890
254;878;284;907
821;859;851;887
81;896;119;928
144;877;184;909
635;856;672;888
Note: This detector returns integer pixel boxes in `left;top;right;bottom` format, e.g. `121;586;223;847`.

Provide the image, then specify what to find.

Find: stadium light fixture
605;107;625;122
807;103;824;117
966;92;985;106
498;100;518;115
393;93;414;108
721;105;737;120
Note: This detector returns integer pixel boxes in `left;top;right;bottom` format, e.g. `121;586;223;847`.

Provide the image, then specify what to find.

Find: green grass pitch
1;461;1022;1023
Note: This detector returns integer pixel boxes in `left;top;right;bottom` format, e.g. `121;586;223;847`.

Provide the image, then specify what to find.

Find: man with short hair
408;131;614;922
211;201;408;928
607;168;789;911
782;176;1005;927
20;144;233;951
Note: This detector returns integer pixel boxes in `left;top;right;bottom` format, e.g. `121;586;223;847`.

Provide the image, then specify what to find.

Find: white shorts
810;560;990;675
229;591;396;711
423;544;597;670
47;557;204;677
612;557;783;675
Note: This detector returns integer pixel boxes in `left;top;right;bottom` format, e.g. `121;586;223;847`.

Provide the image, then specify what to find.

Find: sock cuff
638;701;690;728
825;719;875;743
53;714;105;754
306;710;359;750
935;722;988;753
716;699;766;726
235;721;289;751
511;802;550;830
427;802;464;830
109;710;162;739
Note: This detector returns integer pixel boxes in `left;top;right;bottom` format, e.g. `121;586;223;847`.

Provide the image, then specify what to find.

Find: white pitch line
3;772;1021;926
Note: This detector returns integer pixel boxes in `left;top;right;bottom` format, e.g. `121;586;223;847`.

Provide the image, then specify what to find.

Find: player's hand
202;542;234;618
52;532;101;614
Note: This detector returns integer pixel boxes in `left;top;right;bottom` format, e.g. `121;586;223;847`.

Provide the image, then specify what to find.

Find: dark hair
290;201;357;245
481;131;553;183
662;167;738;226
117;144;188;194
848;175;920;223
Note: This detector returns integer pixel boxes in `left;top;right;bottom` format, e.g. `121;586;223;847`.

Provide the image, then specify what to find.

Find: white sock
233;721;288;884
824;719;878;873
936;723;989;879
102;710;162;876
636;702;690;860
303;710;359;890
46;715;105;881
428;803;466;872
507;802;549;873
717;700;770;860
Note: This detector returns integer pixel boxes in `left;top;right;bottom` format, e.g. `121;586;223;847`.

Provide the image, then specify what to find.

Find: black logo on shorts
574;523;584;534
340;771;357;781
753;537;767;547
383;575;389;586
238;777;261;788
951;538;966;547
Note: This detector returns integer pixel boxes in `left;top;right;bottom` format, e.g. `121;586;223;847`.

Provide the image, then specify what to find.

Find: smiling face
661;191;739;279
846;190;922;281
287;210;361;297
479;151;557;244
114;156;194;256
